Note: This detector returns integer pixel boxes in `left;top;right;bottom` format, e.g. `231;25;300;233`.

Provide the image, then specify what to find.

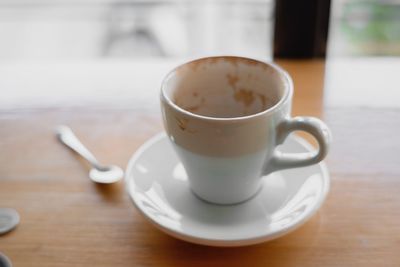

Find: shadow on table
146;212;323;267
93;182;125;203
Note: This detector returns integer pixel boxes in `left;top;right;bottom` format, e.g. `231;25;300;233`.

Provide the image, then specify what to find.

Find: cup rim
160;56;293;121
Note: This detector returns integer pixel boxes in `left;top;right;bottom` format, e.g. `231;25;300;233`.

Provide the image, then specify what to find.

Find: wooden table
1;59;399;266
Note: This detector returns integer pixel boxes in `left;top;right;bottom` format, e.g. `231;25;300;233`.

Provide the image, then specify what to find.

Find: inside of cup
163;57;289;118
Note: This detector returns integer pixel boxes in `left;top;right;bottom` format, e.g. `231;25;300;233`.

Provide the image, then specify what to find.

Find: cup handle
264;116;332;174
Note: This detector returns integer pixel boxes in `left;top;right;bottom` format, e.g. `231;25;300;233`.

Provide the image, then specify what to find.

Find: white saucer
126;133;330;247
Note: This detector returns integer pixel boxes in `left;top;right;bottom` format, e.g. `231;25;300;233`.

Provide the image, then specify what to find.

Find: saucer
126;133;330;247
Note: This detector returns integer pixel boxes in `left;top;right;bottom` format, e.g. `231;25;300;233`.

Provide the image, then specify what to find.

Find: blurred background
0;0;399;109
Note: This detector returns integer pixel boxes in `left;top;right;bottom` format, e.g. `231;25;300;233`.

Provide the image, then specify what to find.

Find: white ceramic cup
161;56;331;205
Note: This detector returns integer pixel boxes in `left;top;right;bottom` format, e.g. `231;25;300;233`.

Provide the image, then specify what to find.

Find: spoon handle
56;125;101;169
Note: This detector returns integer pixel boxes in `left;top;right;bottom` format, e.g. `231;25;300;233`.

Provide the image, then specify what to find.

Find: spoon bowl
89;165;124;184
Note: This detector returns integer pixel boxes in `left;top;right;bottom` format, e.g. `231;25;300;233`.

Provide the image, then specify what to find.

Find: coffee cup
161;56;331;205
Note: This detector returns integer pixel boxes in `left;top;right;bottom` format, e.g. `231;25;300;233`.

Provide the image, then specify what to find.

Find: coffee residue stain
175;64;191;76
242;58;268;70
175;117;189;131
223;57;239;67
209;57;219;65
174;97;182;107
185;57;272;73
175;116;197;133
256;93;269;109
226;73;239;89
242;58;259;67
188;61;202;72
186;106;200;112
234;88;255;107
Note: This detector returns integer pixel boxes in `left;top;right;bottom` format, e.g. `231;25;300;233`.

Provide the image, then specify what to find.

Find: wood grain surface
0;60;399;266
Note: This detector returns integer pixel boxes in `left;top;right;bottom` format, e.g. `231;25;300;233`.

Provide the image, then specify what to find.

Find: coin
0;208;19;235
0;253;12;267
